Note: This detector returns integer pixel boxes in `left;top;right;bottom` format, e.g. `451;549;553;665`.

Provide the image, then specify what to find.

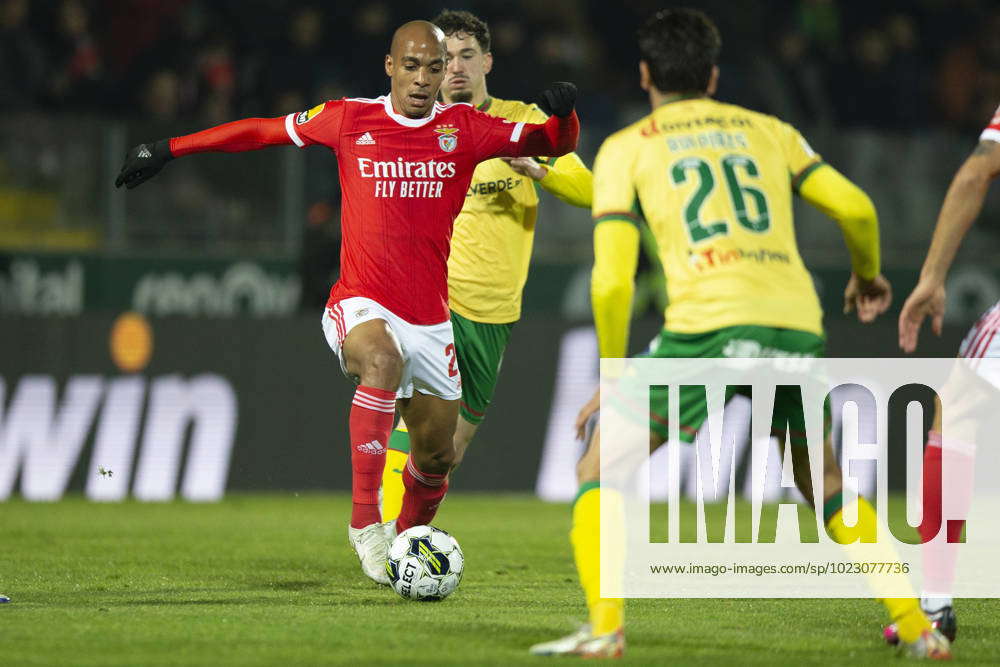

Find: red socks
349;385;396;529
396;457;448;532
917;433;944;544
347;385;450;531
919;431;974;596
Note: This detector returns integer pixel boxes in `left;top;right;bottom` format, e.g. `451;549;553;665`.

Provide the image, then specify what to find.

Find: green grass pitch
1;494;997;665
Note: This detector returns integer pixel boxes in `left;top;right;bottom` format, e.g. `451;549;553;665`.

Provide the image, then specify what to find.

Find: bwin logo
0;374;237;502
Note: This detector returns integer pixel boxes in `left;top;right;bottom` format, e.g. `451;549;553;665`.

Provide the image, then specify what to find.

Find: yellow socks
572;483;624;635
824;492;930;643
381;426;410;522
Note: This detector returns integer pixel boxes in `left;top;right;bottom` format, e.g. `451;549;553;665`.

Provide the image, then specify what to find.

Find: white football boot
529;625;624;658
347;522;390;585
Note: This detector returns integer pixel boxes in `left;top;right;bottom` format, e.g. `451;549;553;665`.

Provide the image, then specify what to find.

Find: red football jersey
285;96;547;325
982;103;1000;144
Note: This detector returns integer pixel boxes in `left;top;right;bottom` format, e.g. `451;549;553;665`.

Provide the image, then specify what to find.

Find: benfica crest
434;126;459;152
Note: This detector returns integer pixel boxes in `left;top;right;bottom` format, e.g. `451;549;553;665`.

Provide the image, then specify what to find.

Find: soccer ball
386;525;464;601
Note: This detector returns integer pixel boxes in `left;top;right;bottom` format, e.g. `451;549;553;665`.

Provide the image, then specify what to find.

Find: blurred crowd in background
2;0;1000;290
3;0;999;132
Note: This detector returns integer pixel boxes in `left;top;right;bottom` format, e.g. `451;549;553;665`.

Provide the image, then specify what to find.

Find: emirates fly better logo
357;157;457;198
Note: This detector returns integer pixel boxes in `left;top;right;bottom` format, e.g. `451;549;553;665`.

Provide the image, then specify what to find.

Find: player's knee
412;443;456;475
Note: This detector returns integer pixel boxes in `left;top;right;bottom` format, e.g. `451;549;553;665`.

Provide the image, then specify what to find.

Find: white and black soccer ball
386;525;464;601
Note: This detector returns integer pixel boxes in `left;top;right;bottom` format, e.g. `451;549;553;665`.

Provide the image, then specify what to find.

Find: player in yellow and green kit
380;10;593;518
529;9;951;660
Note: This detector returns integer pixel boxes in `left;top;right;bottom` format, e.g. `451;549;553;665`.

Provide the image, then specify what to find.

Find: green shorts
645;325;826;446
451;310;515;425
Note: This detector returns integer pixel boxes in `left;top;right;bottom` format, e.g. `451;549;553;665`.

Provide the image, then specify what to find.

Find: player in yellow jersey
380;10;593;518
529;9;950;660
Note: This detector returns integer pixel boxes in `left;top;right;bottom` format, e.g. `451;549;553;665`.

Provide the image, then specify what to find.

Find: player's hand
115;139;173;190
538;82;577;118
843;272;892;323
574;388;600;440
500;157;547;181
898;278;946;353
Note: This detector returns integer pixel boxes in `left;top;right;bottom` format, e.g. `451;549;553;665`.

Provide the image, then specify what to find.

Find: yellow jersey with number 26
593;97;825;336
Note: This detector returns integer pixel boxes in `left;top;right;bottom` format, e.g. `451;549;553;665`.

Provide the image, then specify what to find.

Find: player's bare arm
899;139;1000;353
500;157;548;180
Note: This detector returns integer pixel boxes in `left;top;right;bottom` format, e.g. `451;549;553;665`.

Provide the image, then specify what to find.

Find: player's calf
403;395;459;476
395;394;459;531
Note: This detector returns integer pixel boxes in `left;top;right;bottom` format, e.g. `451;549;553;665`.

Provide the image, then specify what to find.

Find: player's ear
384;54;393;77
483;51;493;75
638;60;651;92
707;66;719;96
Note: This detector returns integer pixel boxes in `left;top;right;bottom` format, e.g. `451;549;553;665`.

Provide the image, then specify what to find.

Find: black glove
114;139;173;190
537;82;577;118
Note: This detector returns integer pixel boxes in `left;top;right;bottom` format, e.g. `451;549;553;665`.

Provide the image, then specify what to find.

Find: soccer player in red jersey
888;104;1000;645
115;21;579;585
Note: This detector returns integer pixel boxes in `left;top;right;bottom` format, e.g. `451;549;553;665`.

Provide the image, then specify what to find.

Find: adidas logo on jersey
137;145;152;158
356;440;385;455
356;132;376;145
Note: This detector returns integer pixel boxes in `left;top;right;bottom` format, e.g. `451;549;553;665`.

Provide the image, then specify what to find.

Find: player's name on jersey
356;157;457;199
667;130;749;153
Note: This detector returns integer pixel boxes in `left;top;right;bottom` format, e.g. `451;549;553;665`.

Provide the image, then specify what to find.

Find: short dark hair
637;8;721;93
433;9;491;53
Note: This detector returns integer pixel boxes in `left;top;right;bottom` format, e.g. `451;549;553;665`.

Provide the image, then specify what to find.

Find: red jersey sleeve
169;116;292;156
468;107;528;159
981;103;1000;144
468;107;579;161
284;100;346;150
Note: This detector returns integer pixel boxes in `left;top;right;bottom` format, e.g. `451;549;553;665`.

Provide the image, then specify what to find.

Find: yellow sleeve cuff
539;153;593;208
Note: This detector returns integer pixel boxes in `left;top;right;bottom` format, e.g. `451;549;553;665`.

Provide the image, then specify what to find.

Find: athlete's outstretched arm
114;117;292;190
899;139;1000;352
502;152;593;208
482;83;579;160
538;153;593;208
516;111;580;158
796;163;891;322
